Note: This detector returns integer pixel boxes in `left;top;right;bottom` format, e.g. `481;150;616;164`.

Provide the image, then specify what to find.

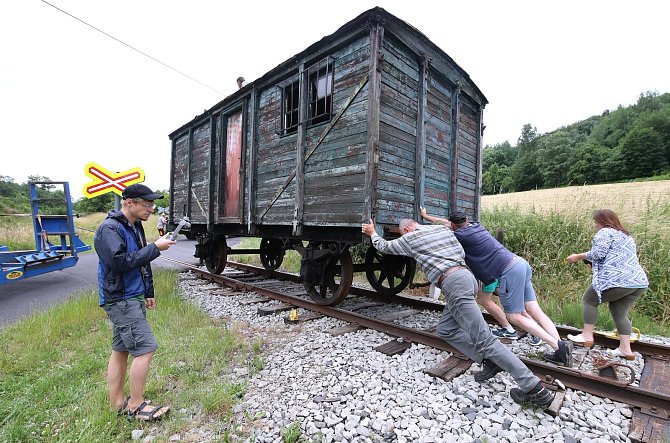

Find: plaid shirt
370;224;466;284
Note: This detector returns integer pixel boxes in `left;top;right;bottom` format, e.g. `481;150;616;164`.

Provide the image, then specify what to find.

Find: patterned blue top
585;227;648;301
370;224;466;285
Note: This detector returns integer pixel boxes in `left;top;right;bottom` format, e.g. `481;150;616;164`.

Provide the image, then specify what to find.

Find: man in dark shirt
361;218;555;409
420;209;572;367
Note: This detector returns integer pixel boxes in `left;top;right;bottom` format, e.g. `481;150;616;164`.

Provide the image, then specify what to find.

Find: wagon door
223;111;243;220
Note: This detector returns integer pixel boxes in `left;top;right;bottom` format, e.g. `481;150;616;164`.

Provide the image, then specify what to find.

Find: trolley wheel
260;238;285;271
205;236;227;274
365;246;416;295
304;247;353;306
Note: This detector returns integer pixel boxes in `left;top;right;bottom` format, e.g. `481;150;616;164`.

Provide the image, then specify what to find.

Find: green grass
0;269;262;442
0;212;162;253
481;204;670;335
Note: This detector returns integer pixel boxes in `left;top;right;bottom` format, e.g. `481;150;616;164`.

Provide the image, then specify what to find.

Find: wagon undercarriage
194;234;417;306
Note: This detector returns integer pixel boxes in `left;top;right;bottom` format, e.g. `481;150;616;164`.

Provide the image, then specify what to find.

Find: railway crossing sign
83;162;145;198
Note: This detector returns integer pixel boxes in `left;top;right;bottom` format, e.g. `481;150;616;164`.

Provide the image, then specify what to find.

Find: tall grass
0;269;260;442
481;197;670;333
0;212;160;252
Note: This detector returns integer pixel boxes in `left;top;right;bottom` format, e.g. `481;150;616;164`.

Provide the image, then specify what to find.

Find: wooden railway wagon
168;7;487;305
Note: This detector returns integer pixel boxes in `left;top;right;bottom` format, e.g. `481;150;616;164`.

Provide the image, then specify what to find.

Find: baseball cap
448;210;467;224
122;183;164;201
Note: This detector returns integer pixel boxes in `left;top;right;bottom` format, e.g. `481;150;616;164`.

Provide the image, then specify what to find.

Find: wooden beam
414;53;428;218
364;22;383;228
450;83;462;213
475;107;484;221
169;138;176;224
187;128;193;218
247;87;258;234
239;99;248;225
293;64;308;236
207;114;215;229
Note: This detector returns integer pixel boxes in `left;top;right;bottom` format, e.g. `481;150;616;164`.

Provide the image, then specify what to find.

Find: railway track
161;256;670;442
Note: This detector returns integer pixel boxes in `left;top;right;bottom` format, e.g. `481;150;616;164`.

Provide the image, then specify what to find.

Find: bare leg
127;352;153;411
524;300;560;340
108;350;129;411
477;292;511;328
618;335;633;355
581;323;595;341
506;312;559;350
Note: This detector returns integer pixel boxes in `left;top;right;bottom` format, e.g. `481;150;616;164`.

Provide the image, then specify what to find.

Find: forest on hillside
0;177;169;215
482;91;670;194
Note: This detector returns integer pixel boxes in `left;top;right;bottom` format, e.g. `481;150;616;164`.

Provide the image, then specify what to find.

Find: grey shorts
103;298;158;357
498;257;538;314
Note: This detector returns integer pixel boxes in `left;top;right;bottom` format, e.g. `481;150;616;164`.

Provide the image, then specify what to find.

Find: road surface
0;238;210;327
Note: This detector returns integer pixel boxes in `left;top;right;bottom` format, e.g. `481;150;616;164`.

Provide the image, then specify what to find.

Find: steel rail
220;260;670;359
163;258;670;413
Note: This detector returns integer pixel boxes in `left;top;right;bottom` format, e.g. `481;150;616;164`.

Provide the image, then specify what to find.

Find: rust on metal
172;258;670;432
630;356;670;443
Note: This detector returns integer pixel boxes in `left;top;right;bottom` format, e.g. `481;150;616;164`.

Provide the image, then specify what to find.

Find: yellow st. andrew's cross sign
83;162;145;198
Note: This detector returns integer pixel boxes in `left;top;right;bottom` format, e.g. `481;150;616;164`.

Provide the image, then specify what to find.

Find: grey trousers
436;268;539;392
583;285;646;335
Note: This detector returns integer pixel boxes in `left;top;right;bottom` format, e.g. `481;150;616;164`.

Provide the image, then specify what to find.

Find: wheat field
481;180;670;224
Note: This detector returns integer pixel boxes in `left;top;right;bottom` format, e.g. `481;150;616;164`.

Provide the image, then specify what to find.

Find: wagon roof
169;6;487;138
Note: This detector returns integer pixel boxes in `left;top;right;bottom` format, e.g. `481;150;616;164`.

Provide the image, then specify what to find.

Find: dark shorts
103;298;158;357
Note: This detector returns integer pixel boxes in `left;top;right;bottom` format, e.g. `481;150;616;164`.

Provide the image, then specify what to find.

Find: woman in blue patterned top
566;209;648;360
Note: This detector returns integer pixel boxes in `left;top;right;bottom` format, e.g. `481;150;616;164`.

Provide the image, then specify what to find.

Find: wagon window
307;58;333;126
282;80;299;135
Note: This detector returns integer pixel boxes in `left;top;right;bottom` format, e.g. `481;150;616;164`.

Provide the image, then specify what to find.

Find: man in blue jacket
95;183;175;420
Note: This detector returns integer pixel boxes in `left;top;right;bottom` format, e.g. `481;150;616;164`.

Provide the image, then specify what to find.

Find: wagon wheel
205;236;227;274
259;238;285;271
365;246;416;295
303;246;353;306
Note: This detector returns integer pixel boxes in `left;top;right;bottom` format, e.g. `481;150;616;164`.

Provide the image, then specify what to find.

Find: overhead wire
40;0;225;96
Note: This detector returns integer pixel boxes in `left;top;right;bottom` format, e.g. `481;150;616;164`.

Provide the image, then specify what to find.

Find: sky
1;1;669;200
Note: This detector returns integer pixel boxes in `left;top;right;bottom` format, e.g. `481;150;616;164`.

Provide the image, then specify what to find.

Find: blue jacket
94;211;160;306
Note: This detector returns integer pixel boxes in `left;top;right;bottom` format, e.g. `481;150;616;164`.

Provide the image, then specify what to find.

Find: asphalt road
0;238;205;328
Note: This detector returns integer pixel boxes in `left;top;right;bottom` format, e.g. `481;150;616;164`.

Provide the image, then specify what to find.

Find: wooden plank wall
255;85;298;224
377;35;419;224
254;35;370;226
189;122;210;223
171;133;190;222
455;95;480;216
422;70;454;219
303;35;370;225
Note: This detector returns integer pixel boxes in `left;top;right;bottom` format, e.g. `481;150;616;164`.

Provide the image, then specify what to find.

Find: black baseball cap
122;183;164;201
448;210;467;224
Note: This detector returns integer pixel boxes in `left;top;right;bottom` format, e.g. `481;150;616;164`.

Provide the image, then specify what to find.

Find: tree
74;193;116;214
617;126;667;179
566;143;611;185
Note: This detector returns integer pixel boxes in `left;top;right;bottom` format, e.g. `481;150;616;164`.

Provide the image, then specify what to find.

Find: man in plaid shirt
361;218;554;409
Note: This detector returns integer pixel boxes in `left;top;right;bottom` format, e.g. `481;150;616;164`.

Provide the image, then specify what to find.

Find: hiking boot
510;382;555;409
474;359;503;382
528;335;542;346
543;339;573;367
491;328;518;340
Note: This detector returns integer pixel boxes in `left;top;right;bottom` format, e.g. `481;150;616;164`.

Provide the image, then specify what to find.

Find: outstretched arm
420;207;450;226
361;219;412;256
